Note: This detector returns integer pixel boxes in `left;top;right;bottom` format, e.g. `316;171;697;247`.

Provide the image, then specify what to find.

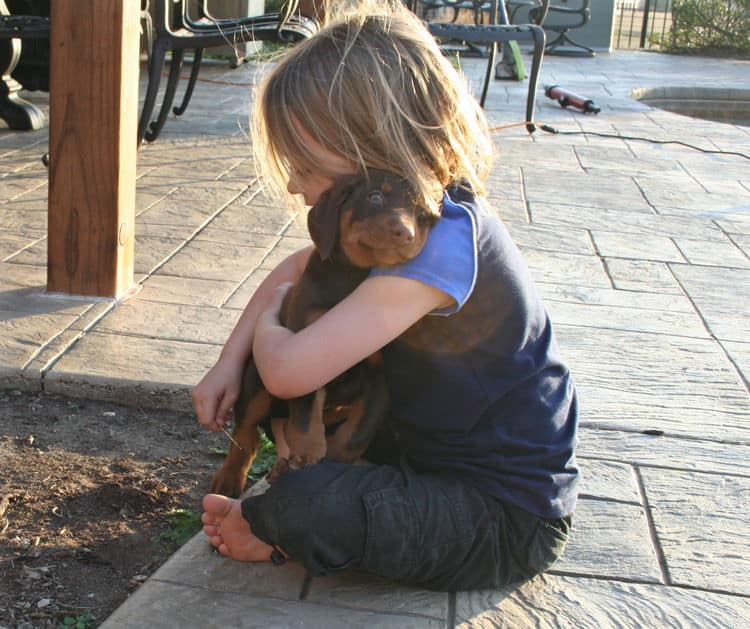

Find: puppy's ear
307;174;361;260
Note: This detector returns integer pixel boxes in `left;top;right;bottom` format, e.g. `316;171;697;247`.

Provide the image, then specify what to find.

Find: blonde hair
251;0;493;214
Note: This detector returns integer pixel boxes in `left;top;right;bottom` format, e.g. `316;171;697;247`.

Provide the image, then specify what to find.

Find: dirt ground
0;389;234;629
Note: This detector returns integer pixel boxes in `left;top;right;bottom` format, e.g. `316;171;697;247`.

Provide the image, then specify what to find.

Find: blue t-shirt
371;185;579;519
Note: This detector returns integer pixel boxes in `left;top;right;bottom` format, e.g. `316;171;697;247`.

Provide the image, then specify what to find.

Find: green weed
156;508;202;551
247;431;277;481
58;611;95;629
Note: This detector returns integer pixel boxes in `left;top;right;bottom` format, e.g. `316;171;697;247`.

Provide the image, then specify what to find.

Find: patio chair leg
173;48;203;116
145;48;184;142
545;31;594;57
138;43;167;145
479;40;497;108
525;26;546;132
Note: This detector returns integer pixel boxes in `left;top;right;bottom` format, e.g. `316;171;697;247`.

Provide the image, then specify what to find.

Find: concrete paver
559;326;748;439
2;47;749;627
671;264;750;343
640;468;750;595
102;579;448;628
46;332;221;412
454;575;750;628
554;499;663;582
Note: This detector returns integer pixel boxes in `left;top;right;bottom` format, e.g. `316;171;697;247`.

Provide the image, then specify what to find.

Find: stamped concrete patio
1;47;749;627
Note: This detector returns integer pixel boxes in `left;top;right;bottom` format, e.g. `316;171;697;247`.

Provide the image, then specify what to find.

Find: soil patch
0;389;230;628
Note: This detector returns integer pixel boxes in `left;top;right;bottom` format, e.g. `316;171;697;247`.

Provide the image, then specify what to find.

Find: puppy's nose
390;219;415;242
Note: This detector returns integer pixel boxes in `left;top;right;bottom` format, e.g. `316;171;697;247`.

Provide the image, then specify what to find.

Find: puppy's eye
367;190;384;205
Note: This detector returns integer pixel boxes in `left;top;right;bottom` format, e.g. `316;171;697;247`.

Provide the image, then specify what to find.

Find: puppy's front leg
210;421;262;497
210;362;271;497
279;388;328;472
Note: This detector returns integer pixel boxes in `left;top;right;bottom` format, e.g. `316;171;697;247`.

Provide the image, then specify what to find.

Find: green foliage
58;611;95;629
156;508;203;551
210;429;277;482
247;430;277;482
667;0;750;56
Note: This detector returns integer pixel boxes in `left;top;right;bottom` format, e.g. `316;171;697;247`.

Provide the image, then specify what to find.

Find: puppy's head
307;173;362;261
307;169;438;268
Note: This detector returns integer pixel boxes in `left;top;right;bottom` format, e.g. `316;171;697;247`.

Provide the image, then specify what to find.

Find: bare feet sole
201;493;275;562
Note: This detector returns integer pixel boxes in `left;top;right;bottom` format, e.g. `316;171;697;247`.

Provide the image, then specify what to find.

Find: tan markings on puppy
285;388;327;468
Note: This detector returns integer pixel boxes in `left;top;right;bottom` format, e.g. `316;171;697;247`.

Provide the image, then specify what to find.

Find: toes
218;542;232;557
203;523;220;537
207;534;223;549
202;493;235;517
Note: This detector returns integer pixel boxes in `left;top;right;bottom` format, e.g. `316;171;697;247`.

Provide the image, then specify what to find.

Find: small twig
219;426;247;452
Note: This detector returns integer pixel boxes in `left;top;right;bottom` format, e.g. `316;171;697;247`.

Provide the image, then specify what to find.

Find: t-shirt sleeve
369;195;478;315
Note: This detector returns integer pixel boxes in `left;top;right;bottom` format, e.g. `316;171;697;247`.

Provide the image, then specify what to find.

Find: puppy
210;169;437;497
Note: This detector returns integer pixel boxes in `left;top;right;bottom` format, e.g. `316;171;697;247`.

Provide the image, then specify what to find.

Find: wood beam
47;0;140;298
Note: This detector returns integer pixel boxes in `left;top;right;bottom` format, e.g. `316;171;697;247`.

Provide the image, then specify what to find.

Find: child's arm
193;245;315;431
253;274;452;399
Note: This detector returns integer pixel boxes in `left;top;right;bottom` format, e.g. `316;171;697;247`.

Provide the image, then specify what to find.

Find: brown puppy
210;169;437;497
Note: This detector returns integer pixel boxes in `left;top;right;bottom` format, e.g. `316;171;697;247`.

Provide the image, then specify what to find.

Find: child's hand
193;356;244;432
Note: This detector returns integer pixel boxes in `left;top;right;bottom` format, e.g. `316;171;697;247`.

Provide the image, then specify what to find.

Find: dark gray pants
242;459;570;591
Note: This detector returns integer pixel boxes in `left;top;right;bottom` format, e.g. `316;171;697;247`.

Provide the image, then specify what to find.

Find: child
194;0;578;591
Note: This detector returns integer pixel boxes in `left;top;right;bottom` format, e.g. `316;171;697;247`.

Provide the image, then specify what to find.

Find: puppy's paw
288;454;318;470
209;468;247;498
267;455;321;484
267;457;295;484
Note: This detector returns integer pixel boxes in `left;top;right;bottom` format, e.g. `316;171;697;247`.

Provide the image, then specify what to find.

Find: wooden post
47;0;139;298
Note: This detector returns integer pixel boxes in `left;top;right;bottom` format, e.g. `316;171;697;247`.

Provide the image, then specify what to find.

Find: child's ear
307;174;361;259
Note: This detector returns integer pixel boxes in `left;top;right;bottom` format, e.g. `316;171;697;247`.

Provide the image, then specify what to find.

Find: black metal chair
0;0;49;130
507;0;549;24
421;1;549;132
139;0;318;145
415;1;498;60
530;0;593;56
169;1;308;118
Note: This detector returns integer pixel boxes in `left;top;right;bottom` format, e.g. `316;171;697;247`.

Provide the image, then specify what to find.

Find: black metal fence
614;0;674;49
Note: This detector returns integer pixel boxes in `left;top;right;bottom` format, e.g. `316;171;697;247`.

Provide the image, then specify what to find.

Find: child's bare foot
201;494;276;561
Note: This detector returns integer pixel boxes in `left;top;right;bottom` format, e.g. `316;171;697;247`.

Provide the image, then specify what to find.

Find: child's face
286;124;357;206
